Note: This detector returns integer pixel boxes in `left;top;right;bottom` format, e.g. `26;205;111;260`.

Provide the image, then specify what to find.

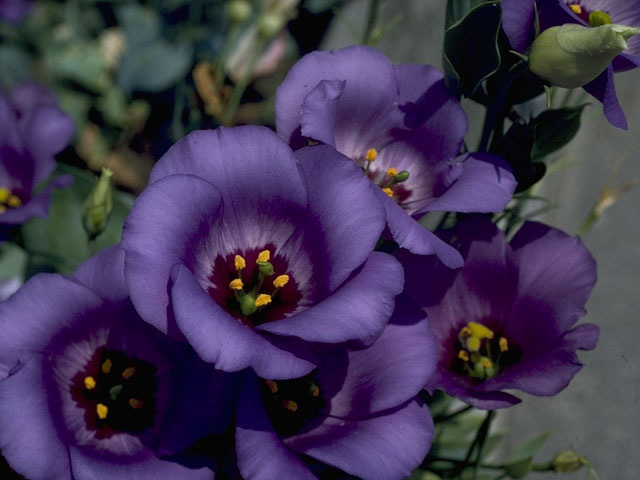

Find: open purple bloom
502;0;640;129
235;296;436;480
121;126;403;379
275;45;516;268
0;83;74;226
0;0;32;24
397;216;599;409
0;246;235;479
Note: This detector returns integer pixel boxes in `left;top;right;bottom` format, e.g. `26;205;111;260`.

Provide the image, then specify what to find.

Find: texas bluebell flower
502;0;640;128
0;247;235;479
397;217;599;409
275;45;516;268
234;296;436;480
0;84;73;226
121;126;403;380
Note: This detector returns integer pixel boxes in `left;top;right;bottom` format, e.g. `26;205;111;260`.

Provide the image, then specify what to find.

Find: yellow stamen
234;255;246;270
0;205;6;214
96;403;108;419
229;278;244;290
265;380;278;394
382;187;394;198
386;167;398;177
467;322;494;340
282;400;298;412
255;294;272;307
310;383;320;397
273;275;289;288
101;359;112;374
122;367;136;380
7;195;21;208
257;250;270;263
459;326;471;337
568;4;582;14
365;148;378;162
466;336;481;352
84;376;97;390
499;337;509;352
129;398;144;409
458;350;469;362
0;188;9;203
481;358;492;369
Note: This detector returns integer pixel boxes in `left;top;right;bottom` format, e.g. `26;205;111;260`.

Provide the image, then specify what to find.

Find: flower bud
257;13;284;39
228;0;252;24
553;450;586;473
82;168;114;239
528;23;640;88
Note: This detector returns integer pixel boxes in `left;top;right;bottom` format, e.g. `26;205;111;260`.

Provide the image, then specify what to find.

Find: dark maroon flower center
358;148;413;206
0;186;24;213
208;245;302;327
565;3;612;26
259;373;325;437
450;321;522;382
72;348;157;437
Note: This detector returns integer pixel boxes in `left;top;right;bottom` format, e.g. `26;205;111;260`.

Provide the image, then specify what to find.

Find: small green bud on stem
82;168;114;240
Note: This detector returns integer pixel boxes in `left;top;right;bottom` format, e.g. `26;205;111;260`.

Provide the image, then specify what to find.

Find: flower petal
583;66;628;129
501;0;536;52
73;245;128;304
299;79;345;147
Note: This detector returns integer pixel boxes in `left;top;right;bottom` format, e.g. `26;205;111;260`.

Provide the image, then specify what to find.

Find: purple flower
502;0;640;129
0;246;235;479
397;217;599;409
0;83;74;226
0;0;32;25
121;126;404;379
275;45;516;268
234;296;436;480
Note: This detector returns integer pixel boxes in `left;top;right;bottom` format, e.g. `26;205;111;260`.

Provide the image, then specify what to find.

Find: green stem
215;23;241;88
361;0;381;45
577;209;598;237
433;404;473;423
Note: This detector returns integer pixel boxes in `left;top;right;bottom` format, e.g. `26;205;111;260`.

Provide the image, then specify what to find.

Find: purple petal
122;174;223;334
295;145;386;290
236;375;317;480
73;245;129;304
500;0;536;52
276;46;402;159
419;153;516;214
0;94;21;151
319;295;436;418
286;400;433;480
0;357;72;480
171;264;315;379
583;66;628;129
299;79;345;147
258;252;403;346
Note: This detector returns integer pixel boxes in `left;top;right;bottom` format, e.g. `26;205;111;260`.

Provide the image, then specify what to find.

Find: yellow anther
386;167;398;177
257;250;270;263
101;358;112;374
481;358;492;369
265;380;278;394
0;205;6;214
310;383;320;397
128;398;144;409
458;350;469;362
467;322;494;340
499;337;509;352
96;403;109;420
84;376;97;390
466;336;481;352
282;400;298;412
234;255;246;270
365;148;378;162
382;187;394;198
0;188;9;203
229;278;244;290
122;367;136;380
7;195;21;208
273;275;289;288
255;294;272;307
459;326;471;337
568;4;582;14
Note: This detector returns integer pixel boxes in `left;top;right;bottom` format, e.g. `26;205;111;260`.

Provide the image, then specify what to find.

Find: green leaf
45;42;109;92
505;431;552;479
0;45;31;88
116;5;162;46
22;166;134;275
531;104;588;160
445;0;487;29
443;1;502;97
117;41;193;94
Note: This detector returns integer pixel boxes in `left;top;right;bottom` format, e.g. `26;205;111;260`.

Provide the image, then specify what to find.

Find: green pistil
589;11;612;27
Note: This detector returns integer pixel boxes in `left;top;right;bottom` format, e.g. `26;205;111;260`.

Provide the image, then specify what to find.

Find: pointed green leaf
532;104;588;159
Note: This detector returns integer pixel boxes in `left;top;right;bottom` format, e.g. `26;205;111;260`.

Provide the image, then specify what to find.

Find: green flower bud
257;13;284;39
228;0;252;24
529;23;640;88
553;450;586;473
82;168;114;240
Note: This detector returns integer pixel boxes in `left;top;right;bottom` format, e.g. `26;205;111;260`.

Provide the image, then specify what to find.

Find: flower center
72;348;157;437
358;148;412;204
208;247;301;327
567;3;612;26
259;373;325;437
453;322;521;381
0;187;23;213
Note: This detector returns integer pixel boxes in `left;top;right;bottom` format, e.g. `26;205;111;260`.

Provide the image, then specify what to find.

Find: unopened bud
553;450;586;473
257;13;284;39
228;0;252;24
82;168;114;239
529;23;640;88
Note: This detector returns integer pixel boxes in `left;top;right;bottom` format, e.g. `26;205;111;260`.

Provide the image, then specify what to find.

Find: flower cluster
0;42;600;480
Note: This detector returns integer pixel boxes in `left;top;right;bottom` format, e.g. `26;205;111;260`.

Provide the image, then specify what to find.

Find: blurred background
1;0;638;478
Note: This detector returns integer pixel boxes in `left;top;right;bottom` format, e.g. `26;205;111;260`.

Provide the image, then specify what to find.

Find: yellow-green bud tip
227;0;252;24
553;450;587;473
82;168;115;239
